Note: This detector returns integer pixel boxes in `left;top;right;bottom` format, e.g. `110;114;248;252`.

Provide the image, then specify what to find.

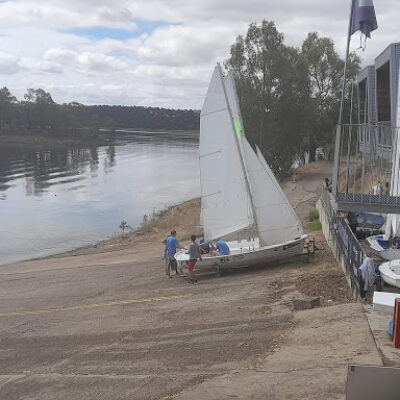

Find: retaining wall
316;191;363;299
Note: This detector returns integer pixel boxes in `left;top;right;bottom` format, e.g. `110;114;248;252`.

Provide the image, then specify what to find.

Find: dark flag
350;0;378;38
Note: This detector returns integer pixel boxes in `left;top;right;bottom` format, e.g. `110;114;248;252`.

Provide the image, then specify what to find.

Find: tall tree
0;87;17;133
301;32;360;160
23;88;56;131
226;20;310;176
24;88;54;104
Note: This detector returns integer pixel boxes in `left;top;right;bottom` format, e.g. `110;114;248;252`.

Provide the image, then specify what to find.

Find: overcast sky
0;0;397;109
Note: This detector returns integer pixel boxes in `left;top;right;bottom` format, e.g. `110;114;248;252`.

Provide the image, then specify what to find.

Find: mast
333;0;355;197
218;64;258;240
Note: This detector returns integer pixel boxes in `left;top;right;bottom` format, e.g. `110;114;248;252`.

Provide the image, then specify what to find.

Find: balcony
332;124;400;214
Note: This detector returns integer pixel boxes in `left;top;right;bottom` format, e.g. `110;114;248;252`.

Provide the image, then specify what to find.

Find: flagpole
338;0;355;125
332;0;355;197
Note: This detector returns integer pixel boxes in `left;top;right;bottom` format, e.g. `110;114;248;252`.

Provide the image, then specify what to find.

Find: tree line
87;105;199;131
0;88;200;139
0;88;110;138
226;20;360;177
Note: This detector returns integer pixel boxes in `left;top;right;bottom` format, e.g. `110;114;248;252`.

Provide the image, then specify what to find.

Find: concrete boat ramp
0;237;387;400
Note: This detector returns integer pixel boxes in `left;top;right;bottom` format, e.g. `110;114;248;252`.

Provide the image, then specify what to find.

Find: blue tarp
356;213;384;229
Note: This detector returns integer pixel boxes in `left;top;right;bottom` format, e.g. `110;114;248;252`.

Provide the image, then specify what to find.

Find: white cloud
18;57;63;74
135;23;241;67
0;0;398;108
0;0;138;30
0;52;19;74
44;48;130;72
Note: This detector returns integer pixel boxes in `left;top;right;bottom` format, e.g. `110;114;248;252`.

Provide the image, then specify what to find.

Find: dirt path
281;160;332;223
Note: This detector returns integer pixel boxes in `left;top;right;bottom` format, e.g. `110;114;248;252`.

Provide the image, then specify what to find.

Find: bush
305;221;322;232
308;208;319;221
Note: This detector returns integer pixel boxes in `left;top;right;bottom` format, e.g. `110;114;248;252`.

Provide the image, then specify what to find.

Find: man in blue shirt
163;229;185;277
213;240;230;256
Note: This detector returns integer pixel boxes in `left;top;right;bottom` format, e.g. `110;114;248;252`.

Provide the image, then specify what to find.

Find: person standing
163;230;185;278
346;211;358;234
323;177;332;193
373;181;381;195
187;234;202;285
384;181;390;195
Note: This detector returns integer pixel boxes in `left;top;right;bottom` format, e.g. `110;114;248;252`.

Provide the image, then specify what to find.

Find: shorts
168;255;177;271
187;259;197;269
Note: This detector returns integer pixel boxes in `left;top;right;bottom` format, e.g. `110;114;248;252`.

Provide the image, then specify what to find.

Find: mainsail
224;69;304;245
200;65;254;241
200;64;304;245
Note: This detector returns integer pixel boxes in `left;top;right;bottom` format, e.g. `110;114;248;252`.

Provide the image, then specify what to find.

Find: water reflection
104;146;116;172
0;146;109;196
0;131;199;265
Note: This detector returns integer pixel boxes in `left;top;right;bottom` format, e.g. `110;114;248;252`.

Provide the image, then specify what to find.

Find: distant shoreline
0;129;199;149
0;134;110;149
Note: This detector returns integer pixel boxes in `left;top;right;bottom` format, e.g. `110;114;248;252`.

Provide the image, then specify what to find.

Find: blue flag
350;0;378;38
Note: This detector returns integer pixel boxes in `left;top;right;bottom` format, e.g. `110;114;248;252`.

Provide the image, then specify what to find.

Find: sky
0;0;398;109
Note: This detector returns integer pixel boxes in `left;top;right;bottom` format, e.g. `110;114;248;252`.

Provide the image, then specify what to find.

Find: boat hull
175;235;307;271
367;235;400;260
379;260;400;288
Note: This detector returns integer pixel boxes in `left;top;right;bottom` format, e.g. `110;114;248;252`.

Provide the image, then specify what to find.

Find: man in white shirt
373;181;381;195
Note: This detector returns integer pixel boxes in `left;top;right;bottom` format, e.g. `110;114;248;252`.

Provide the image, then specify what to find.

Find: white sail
253;144;304;244
241;138;303;245
223;69;303;245
200;65;254;241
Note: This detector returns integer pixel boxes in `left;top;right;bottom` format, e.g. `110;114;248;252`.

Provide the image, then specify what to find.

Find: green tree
301;32;360;160
226;20;310;176
23;88;56;132
0;87;17;133
24;88;54;104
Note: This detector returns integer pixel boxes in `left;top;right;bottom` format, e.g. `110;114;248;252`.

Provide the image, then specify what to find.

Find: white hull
175;235;307;271
367;235;400;260
379;260;400;288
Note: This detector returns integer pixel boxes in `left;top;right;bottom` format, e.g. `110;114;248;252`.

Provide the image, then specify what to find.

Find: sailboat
367;213;400;261
175;64;307;269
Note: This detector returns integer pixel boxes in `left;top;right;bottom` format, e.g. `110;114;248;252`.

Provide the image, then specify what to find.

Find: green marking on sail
234;120;242;140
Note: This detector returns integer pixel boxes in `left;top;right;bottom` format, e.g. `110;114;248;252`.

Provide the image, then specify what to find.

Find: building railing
318;186;364;296
357;123;397;160
335;124;400;198
336;192;400;205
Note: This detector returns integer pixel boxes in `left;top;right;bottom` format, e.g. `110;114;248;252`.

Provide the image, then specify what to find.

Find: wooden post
393;298;400;348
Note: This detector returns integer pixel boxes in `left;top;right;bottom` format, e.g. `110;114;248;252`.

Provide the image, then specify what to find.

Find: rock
310;296;321;308
293;296;321;310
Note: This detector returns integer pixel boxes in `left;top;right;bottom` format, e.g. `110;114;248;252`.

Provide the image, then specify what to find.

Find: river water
0;131;200;265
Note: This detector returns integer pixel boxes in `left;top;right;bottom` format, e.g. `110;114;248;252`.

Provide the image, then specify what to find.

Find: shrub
308;208;319;221
305;221;322;232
